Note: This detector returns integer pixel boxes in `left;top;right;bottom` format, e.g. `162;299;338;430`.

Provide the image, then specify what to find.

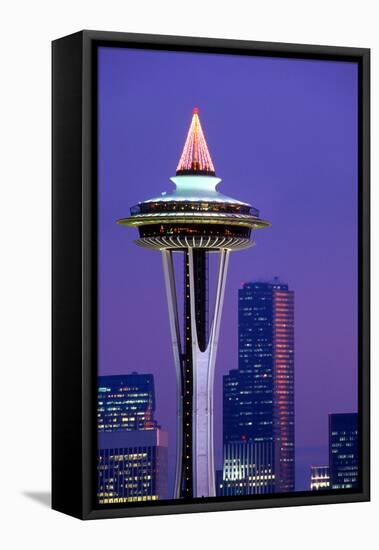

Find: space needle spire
176;107;216;176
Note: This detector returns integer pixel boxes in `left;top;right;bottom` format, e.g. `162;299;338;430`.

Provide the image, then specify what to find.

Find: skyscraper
97;372;168;503
119;108;270;498
222;280;295;493
272;283;295;492
329;413;359;489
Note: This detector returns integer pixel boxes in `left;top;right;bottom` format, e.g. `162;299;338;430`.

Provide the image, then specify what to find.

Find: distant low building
310;466;330;491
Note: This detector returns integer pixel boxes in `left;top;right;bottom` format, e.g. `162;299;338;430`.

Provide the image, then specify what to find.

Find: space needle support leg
188;247;230;497
161;249;183;499
207;248;230;494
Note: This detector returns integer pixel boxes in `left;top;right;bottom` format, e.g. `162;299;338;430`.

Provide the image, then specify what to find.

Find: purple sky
97;46;358;494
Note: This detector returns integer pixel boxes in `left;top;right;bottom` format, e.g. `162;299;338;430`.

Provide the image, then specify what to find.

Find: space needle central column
118;108;270;498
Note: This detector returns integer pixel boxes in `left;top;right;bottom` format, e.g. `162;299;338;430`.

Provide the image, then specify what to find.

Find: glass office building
97;373;168;503
329;413;359;489
217;440;275;496
97;430;168;504
98;373;158;432
222;280;295;493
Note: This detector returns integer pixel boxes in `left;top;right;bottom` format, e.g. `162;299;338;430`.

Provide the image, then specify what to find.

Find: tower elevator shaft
181;250;209;497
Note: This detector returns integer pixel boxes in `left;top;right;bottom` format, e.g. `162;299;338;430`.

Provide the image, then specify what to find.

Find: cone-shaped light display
176;107;216;176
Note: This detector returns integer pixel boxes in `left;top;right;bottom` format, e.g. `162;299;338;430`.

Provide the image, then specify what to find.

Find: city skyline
96;362;358;500
96;279;358;500
98;46;358;493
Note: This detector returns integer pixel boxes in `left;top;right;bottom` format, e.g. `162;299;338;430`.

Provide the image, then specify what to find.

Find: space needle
118;108;270;499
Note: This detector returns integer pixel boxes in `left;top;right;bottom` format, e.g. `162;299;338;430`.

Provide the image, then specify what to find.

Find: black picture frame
52;30;370;520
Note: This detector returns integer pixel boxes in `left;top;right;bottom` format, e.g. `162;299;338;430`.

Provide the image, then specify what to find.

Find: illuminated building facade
98;373;158;432
310;466;330;490
217;441;275;496
329;413;359;489
222;280;295;494
272;283;295;492
97;430;168;504
97;372;168;503
119;108;269;498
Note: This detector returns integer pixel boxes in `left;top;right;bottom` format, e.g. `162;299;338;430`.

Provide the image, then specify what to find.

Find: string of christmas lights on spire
176;107;216;176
